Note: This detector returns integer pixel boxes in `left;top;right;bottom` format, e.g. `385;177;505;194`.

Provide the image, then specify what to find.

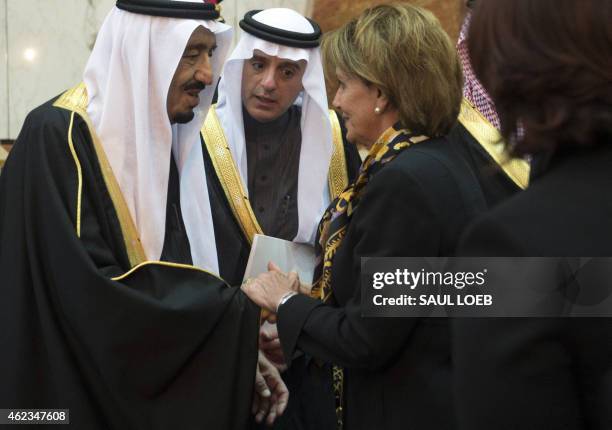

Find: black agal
116;0;220;20
239;10;321;48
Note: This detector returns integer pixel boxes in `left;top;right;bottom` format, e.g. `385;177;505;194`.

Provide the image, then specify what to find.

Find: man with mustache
202;8;360;287
199;8;361;430
0;1;267;428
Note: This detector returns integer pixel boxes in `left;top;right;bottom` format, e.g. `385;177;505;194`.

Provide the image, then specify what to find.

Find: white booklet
243;234;316;284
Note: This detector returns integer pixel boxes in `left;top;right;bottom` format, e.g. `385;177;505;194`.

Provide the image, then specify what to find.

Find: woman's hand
241;262;300;313
298;282;312;295
260;322;287;371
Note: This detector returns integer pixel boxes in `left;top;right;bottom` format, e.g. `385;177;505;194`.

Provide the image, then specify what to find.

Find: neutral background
0;0;464;141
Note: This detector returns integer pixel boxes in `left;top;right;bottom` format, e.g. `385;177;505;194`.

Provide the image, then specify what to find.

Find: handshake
244;262;313;426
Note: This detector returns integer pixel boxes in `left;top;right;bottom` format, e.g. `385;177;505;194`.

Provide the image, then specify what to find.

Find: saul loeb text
360;257;612;318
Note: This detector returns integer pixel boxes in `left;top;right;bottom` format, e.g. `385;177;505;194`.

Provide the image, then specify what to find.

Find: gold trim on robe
66;112;83;237
201;105;264;245
111;260;228;284
328;110;350;200
0;145;9;169
53;83;147;267
201;106;351;244
458;98;530;190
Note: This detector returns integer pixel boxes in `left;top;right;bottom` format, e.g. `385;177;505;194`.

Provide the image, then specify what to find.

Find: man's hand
260;322;287;371
252;351;289;426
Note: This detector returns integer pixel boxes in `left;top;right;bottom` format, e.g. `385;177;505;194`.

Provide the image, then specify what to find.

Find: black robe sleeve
0;102;259;430
447;122;522;208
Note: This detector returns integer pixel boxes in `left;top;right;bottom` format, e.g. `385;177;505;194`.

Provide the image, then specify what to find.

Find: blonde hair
322;3;462;137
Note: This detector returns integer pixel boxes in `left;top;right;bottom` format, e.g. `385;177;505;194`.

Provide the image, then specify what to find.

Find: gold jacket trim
328;110;350;200
458;98;530;190
111;260;228;285
201;105;264;244
66;112;83;237
53;83;147;267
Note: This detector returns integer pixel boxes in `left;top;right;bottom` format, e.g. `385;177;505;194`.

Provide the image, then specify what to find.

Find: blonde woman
243;5;486;429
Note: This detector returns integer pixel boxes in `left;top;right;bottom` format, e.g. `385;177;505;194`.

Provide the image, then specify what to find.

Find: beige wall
312;0;466;41
0;0;115;139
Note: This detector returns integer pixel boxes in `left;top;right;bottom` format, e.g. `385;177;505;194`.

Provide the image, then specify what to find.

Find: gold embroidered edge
201;105;263;244
111;260;228;285
53;83;147;267
66;112;83;237
458;98;530;189
328;110;350;200
0;145;8;167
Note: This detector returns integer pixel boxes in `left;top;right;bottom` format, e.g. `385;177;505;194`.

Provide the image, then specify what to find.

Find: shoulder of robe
15;101;72;154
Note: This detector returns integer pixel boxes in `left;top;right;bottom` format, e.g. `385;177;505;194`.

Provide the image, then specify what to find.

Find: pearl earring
374;107;381;114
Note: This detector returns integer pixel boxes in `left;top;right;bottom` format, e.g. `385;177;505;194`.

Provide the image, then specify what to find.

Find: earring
374;107;381;114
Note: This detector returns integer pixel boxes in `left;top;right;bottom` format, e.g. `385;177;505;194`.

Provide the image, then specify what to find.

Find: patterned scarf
310;123;428;429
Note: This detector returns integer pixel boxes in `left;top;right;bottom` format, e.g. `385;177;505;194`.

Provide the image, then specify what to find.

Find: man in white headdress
200;8;360;430
201;8;360;288
0;1;279;428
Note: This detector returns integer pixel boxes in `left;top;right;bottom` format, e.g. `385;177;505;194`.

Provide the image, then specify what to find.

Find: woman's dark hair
468;0;612;156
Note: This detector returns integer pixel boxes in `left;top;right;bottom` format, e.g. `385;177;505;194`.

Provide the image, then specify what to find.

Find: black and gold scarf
310;123;428;429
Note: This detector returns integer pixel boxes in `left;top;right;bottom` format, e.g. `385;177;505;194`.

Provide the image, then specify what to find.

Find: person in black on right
453;0;612;429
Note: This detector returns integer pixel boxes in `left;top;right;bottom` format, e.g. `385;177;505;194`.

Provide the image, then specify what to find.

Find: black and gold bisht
0;2;259;429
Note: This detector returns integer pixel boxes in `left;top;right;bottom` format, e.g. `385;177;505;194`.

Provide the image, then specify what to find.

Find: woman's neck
363;111;400;150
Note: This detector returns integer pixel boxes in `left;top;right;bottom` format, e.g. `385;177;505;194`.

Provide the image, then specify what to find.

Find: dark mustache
253;90;277;101
183;81;206;91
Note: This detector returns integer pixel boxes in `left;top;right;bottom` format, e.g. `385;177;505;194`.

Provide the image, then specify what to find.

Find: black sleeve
278;162;441;370
452;216;585;430
447;123;521;208
0;107;259;430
